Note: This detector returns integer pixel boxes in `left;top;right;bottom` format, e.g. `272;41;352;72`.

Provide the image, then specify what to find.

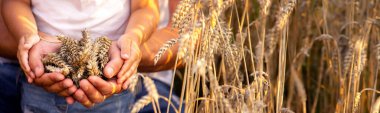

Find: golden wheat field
133;0;380;113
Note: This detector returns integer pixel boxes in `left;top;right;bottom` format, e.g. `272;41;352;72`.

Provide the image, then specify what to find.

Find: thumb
103;43;123;78
23;34;40;49
117;38;131;60
29;49;44;78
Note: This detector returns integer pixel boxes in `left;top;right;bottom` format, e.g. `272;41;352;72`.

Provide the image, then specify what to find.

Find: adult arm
138;0;183;72
138;27;183;72
0;0;16;59
2;0;40;82
2;0;77;105
0;26;17;59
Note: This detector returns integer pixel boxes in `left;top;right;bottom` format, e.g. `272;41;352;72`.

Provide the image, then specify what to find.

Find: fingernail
27;78;33;83
57;75;64;80
29;72;35;79
107;67;114;75
122;54;129;59
123;82;128;90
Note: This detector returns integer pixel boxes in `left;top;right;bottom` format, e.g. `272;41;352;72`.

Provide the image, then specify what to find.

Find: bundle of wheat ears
42;30;111;86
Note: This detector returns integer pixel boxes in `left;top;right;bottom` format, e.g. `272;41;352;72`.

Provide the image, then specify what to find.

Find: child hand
17;34;40;83
116;36;141;90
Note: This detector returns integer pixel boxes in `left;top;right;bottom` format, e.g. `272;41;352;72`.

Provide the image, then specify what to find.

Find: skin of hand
27;32;78;103
72;42;126;108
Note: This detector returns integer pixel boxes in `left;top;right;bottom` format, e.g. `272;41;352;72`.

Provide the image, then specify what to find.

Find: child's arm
2;0;39;82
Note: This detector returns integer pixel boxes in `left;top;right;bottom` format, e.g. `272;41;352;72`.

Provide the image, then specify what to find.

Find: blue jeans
21;76;135;113
0;63;22;113
135;78;183;113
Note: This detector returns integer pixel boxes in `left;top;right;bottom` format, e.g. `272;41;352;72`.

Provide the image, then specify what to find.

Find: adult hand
17;34;40;83
73;36;142;107
28;32;77;104
72;42;124;107
73;76;122;108
33;72;77;104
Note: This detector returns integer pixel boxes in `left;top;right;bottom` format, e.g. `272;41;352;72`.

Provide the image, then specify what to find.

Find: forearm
2;0;37;42
0;1;17;59
124;0;159;45
138;27;183;72
0;33;17;59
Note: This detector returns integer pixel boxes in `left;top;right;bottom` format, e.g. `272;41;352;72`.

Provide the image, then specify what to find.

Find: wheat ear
153;38;178;65
131;95;152;113
143;77;159;102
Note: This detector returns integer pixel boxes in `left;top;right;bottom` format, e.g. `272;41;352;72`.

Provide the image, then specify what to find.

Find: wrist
19;33;39;42
120;33;142;46
38;32;61;43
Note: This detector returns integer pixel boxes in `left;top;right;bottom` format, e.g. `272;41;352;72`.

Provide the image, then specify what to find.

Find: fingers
65;97;75;105
79;79;105;103
118;60;139;85
103;43;123;78
117;39;141;84
18;38;32;74
29;46;44;78
73;89;94;108
44;78;73;93
33;73;65;87
18;35;40;80
123;69;137;90
57;86;77;97
18;46;34;82
88;76;121;95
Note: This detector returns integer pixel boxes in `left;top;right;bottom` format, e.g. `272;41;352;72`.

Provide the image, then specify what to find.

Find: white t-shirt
0;0;174;86
33;0;174;85
32;0;130;40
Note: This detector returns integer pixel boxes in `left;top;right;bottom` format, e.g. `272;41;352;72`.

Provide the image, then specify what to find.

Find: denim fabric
21;76;135;113
135;78;183;113
0;63;22;113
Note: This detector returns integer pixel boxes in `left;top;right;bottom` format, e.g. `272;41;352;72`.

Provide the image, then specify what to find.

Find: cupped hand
33;72;77;104
72;42;124;107
73;36;142;107
115;36;141;90
72;76;122;108
28;32;77;104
